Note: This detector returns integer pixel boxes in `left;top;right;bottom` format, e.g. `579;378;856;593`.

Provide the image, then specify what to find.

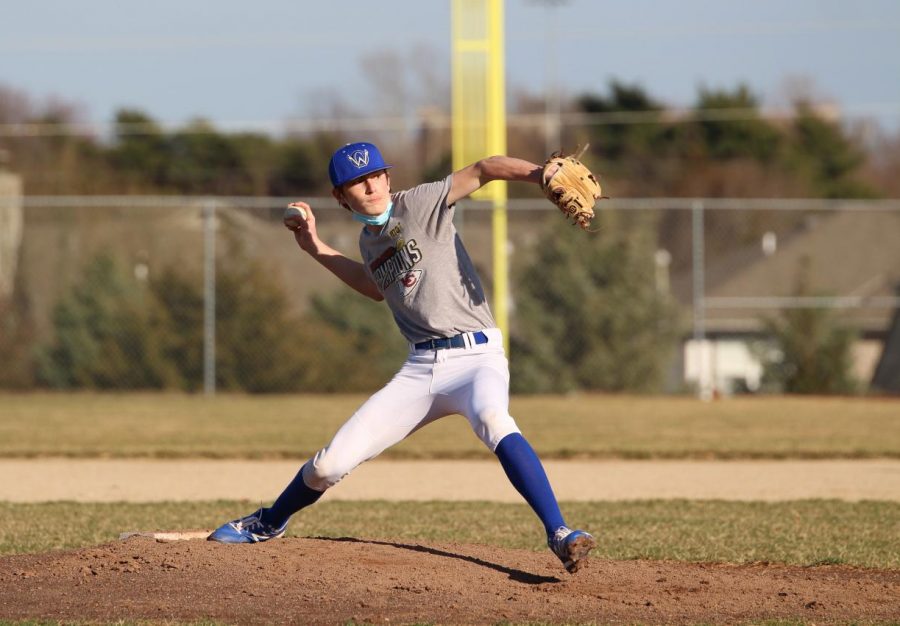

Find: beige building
671;209;900;395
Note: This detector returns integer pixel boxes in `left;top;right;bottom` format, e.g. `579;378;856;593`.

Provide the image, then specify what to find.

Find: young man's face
333;170;391;216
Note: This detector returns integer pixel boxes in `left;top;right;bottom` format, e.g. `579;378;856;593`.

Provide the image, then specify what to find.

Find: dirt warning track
1;536;898;625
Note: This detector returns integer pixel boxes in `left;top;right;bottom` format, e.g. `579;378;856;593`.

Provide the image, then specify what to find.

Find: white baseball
283;205;307;230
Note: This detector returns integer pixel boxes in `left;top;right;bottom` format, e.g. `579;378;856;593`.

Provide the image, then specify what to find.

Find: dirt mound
1;536;898;625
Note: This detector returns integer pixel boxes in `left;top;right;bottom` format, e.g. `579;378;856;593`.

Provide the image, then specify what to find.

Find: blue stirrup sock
495;432;566;536
261;462;324;528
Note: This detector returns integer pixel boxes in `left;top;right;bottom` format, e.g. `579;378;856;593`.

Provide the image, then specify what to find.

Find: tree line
0;210;855;395
0;80;885;200
0;80;882;393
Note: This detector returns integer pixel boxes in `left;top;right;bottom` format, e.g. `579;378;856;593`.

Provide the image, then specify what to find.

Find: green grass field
1;392;898;459
1;500;897;568
2;392;898;592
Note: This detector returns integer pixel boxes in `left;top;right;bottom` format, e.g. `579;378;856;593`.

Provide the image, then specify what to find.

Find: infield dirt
4;458;900;502
2;536;898;625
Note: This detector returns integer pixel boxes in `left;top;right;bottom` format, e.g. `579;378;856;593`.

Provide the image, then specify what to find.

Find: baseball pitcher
208;142;602;573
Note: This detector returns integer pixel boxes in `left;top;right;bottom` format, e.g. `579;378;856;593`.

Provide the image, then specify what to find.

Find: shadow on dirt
313;536;562;584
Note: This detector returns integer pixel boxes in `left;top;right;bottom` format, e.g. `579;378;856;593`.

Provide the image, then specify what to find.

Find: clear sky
2;0;899;130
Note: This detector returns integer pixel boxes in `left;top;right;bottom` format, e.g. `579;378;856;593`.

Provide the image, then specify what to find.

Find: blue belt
414;331;488;351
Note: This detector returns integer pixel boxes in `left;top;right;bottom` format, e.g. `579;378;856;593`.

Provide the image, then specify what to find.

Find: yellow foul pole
451;0;509;352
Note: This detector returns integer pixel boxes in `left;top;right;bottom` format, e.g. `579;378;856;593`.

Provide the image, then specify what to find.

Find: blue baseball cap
328;142;392;188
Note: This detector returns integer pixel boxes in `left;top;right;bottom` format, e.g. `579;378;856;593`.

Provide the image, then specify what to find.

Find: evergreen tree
108;109;169;190
0;286;36;389
163;119;250;194
761;257;858;394
692;85;783;162
789;103;876;199
210;254;310;392
577;81;667;163
148;262;405;393
37;253;181;389
305;289;408;391
510;213;680;393
267;140;322;196
149;268;205;391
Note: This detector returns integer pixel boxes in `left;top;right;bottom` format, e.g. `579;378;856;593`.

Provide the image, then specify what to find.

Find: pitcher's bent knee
301;447;356;491
472;408;520;452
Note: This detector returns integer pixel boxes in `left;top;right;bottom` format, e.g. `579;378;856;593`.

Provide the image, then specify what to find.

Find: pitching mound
2;536;898;625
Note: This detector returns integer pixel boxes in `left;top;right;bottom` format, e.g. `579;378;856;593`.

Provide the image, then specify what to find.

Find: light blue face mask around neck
352;201;394;226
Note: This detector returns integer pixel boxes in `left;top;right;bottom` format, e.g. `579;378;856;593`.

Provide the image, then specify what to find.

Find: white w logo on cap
347;149;369;168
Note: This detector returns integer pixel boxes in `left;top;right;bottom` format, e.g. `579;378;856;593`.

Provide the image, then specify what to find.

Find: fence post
692;199;711;399
203;201;216;396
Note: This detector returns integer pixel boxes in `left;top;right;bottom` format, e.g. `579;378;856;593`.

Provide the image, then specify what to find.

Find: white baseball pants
301;327;520;491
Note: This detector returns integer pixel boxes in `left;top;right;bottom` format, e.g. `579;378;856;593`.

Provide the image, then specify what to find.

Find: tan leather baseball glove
540;145;604;231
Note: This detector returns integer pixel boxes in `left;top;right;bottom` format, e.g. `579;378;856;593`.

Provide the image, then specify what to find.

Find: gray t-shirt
358;174;495;344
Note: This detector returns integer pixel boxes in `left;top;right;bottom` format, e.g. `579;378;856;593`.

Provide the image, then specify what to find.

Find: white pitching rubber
119;530;213;542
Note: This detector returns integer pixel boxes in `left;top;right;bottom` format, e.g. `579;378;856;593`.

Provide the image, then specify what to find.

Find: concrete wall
0;172;23;299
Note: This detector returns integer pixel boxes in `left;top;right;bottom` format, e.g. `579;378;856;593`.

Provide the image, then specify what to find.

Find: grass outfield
1;500;897;569
1;392;898;459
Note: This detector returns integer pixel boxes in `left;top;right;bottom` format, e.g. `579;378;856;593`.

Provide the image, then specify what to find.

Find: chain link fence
2;193;898;395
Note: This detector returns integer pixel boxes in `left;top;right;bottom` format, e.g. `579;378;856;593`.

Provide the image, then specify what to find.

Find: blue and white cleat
548;526;596;573
207;509;287;544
